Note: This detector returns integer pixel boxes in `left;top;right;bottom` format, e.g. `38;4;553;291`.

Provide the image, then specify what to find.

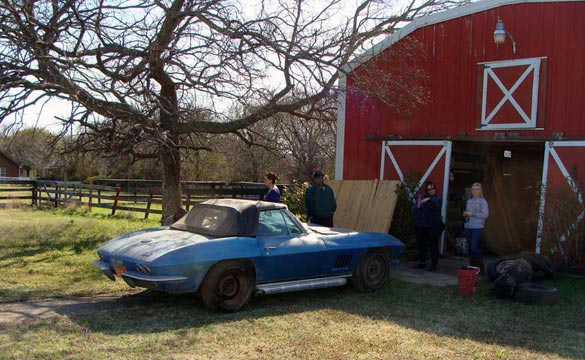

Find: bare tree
0;0;461;223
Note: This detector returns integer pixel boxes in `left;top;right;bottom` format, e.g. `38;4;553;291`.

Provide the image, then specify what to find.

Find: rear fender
323;232;405;254
156;237;262;293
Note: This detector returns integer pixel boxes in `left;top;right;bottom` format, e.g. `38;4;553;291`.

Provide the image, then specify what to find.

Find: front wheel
351;249;390;292
200;260;255;313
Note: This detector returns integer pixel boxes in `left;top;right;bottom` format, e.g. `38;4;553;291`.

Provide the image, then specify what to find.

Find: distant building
0;150;20;177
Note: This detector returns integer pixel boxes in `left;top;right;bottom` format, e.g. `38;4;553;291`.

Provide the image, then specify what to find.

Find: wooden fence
0;178;271;219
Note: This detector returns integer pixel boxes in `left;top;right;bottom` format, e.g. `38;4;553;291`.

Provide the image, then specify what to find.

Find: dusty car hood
98;229;210;262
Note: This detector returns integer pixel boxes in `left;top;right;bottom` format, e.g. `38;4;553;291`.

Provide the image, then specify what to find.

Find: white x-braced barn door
479;57;546;130
380;140;452;252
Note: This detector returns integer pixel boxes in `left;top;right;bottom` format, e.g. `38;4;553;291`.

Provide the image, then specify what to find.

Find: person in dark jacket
304;171;337;227
411;181;444;271
263;172;281;203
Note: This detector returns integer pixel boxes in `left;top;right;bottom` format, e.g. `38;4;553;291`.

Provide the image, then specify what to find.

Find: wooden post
98;189;101;204
88;188;93;212
55;185;60;208
32;182;37;206
145;190;153;219
186;191;191;211
112;187;121;215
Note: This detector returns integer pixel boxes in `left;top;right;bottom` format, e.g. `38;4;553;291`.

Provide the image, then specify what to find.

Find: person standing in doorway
411;181;444;271
463;183;489;268
263;172;281;202
304;170;337;227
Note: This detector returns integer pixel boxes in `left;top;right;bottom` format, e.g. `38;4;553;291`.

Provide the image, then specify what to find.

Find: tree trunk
160;146;183;225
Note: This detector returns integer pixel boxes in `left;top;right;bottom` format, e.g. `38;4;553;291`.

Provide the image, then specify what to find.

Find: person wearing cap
304;170;337;227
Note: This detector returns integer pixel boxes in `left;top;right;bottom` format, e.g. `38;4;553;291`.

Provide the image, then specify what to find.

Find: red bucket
458;266;481;296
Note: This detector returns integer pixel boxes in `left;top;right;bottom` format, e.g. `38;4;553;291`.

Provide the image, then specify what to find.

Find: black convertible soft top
170;199;287;237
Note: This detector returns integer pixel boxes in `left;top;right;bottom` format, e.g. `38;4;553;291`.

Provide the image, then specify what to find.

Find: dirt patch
0;291;166;325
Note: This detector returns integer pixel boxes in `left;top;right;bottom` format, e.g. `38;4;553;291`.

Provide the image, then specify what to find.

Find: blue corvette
93;199;405;312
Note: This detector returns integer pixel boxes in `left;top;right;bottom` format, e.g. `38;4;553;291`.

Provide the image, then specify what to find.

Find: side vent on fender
333;254;353;270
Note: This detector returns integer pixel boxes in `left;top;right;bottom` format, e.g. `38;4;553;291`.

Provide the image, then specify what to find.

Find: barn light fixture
493;18;517;54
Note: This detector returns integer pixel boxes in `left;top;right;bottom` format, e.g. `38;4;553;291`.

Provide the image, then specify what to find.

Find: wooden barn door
380;140;452;252
537;141;585;255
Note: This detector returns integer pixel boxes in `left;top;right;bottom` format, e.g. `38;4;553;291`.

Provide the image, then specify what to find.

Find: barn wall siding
0;152;19;177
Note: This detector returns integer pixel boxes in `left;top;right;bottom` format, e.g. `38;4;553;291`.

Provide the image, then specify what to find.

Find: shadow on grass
51;274;585;359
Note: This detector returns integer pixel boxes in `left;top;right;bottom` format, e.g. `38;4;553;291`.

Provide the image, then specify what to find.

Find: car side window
257;210;289;237
281;210;303;234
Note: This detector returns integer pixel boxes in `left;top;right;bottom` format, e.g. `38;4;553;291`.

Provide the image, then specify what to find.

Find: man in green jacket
304;171;337;227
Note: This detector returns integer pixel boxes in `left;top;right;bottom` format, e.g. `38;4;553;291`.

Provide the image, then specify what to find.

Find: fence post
112;187;121;215
55;184;60;208
98;189;101;204
145;190;153;219
88;187;93;212
32;181;37;205
186;191;191;211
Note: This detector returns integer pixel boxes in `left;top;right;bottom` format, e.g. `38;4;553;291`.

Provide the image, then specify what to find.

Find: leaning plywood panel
328;180;342;197
355;180;378;231
332;180;359;230
330;180;400;233
369;181;401;233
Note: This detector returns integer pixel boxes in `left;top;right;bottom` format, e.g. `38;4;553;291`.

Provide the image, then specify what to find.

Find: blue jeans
465;228;482;259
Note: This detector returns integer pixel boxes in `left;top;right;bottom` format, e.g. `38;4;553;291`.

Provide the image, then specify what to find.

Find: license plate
113;265;126;276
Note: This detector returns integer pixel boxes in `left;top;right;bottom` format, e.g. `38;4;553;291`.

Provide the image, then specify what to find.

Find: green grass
0;208;584;359
0;207;159;301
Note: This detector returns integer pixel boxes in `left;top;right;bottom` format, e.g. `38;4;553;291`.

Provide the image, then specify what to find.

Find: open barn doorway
448;141;544;256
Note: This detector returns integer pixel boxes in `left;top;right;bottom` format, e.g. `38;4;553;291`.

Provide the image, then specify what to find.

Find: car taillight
136;264;151;274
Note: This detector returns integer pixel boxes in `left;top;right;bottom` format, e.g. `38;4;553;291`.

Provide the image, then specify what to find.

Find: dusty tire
351;249;390;292
492;272;518;299
514;282;558;305
200;260;255;313
519;251;555;279
487;257;532;283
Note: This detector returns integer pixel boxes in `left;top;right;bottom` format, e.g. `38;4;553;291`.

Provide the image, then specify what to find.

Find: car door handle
264;246;277;252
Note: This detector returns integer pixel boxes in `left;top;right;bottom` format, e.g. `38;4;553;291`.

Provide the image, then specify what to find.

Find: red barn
337;0;585;258
0;150;20;177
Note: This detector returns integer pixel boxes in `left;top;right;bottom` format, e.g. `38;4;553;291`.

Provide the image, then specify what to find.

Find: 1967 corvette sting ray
93;199;405;312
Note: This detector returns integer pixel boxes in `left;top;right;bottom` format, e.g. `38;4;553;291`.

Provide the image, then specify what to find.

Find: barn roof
345;0;584;72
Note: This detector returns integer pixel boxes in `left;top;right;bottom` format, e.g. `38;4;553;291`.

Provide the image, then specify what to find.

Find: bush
389;171;422;247
536;167;585;273
282;182;310;221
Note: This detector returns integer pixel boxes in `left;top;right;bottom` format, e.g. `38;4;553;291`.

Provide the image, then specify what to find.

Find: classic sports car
93;199;405;312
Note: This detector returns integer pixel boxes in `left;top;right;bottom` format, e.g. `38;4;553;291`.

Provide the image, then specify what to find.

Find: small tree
389;171;422;244
282;181;310;221
537;169;585;272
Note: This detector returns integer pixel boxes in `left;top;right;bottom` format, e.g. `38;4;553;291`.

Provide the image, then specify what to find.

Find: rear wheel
200;260;255;313
351;249;390;292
